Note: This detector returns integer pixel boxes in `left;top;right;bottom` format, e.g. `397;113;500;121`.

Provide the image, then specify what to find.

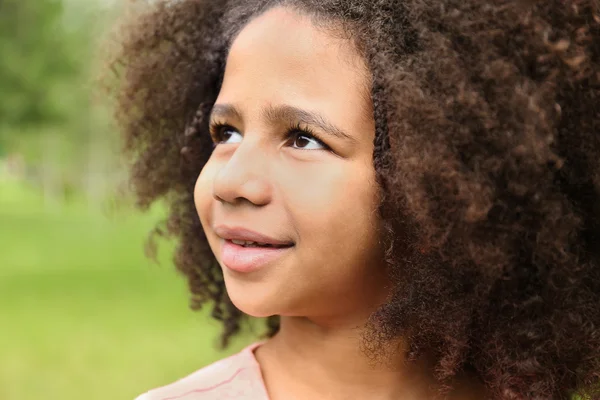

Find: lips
214;225;294;246
221;240;293;272
214;225;294;273
230;239;290;248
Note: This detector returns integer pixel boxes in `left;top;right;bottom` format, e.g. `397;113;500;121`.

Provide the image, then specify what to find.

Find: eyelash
208;121;331;151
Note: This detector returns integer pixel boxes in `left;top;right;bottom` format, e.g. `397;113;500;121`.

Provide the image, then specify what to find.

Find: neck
256;314;443;400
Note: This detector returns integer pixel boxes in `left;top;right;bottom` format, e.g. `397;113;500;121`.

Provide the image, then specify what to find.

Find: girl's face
195;6;388;321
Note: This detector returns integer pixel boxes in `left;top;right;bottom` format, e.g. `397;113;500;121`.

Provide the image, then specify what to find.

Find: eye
210;123;243;145
209;122;330;151
287;125;329;151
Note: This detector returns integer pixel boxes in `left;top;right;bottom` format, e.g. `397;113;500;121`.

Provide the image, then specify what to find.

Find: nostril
213;193;226;203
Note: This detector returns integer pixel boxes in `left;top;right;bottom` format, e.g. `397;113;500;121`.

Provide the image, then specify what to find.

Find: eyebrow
210;103;357;143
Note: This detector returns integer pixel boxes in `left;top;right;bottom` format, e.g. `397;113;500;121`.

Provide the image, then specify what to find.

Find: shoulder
134;343;267;400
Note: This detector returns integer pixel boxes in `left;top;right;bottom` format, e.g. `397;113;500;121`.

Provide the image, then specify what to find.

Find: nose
212;139;272;207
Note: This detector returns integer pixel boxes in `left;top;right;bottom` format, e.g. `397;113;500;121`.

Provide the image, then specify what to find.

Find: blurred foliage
0;0;115;160
0;0;78;129
0;0;125;206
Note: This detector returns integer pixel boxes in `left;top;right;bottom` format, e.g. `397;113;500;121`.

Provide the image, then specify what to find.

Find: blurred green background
0;1;253;399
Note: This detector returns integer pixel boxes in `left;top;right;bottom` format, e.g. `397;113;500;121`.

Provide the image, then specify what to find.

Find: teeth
231;239;271;247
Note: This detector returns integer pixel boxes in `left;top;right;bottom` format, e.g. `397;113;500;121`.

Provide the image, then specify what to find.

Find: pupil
222;130;233;141
296;135;309;148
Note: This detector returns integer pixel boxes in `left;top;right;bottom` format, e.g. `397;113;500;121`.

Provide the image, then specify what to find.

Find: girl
106;0;600;399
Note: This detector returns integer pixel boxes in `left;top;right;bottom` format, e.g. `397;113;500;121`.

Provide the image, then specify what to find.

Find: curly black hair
105;0;600;398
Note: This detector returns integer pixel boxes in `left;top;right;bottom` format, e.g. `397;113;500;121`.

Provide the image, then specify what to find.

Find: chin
223;275;285;318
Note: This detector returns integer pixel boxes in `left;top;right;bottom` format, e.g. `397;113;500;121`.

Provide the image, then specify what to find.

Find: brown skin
195;7;388;324
195;7;440;399
106;0;600;398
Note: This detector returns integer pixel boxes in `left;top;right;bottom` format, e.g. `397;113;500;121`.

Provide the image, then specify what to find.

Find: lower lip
221;240;293;273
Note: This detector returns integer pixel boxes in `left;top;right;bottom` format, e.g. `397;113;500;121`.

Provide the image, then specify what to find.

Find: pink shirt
135;342;269;400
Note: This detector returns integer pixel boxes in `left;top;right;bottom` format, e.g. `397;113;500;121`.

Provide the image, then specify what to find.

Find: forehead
218;6;373;133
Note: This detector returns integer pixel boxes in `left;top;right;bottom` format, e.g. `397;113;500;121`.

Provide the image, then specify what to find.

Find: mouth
214;225;294;247
221;239;294;273
228;239;294;249
213;225;295;272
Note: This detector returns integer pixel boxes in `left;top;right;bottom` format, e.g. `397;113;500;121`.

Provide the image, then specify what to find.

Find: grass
0;181;255;400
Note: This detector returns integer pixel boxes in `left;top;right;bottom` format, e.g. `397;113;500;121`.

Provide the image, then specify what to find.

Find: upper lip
214;225;294;246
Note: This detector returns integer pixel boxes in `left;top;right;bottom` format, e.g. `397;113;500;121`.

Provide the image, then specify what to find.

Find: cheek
285;161;380;247
194;161;217;231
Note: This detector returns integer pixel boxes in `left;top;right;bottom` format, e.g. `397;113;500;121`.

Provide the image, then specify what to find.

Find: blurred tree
0;0;121;208
0;0;80;128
